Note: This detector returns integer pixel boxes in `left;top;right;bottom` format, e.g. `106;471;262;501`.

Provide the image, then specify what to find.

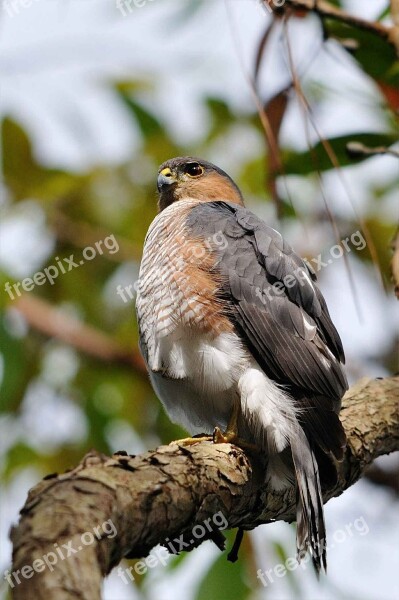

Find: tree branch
264;0;399;54
9;376;399;599
12;295;147;376
391;227;399;300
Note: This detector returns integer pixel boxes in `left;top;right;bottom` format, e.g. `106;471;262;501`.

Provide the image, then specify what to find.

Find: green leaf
2;117;82;202
164;551;189;571
239;157;268;197
360;217;397;279
272;541;289;564
0;314;31;413
376;5;391;21
4;443;41;479
113;85;183;161
272;542;302;597
117;94;164;139
325;21;399;88
205;97;236;142
283;132;398;175
195;550;251;600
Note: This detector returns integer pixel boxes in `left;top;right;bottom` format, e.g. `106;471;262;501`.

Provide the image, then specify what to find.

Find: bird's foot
170;429;259;453
213;427;259;453
213;426;238;444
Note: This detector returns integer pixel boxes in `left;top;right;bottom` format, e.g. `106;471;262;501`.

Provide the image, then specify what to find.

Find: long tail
290;426;327;575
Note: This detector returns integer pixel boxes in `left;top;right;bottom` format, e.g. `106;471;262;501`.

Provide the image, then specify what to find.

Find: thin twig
346;142;399;159
391;227;399;299
51;210;142;263
282;19;364;321
280;18;386;296
263;0;397;52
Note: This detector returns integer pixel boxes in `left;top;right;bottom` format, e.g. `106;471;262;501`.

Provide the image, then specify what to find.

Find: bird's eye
184;162;204;177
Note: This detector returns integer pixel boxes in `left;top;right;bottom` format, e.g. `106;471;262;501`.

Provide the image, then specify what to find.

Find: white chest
147;330;250;434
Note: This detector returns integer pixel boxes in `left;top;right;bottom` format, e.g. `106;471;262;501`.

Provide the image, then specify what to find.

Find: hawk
136;156;348;572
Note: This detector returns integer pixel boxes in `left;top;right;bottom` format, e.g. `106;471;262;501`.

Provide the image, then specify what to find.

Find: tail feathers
290;427;327;575
298;395;347;462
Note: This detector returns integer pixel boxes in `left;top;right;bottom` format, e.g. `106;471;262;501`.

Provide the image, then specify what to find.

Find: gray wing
186;201;348;461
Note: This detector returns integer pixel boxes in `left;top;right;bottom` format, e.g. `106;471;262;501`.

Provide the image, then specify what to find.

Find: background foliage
0;1;398;599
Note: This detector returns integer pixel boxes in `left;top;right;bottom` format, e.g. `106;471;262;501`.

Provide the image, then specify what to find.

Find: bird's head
157;156;244;212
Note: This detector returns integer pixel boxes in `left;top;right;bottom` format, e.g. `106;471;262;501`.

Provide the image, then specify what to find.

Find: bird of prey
136;156;348;572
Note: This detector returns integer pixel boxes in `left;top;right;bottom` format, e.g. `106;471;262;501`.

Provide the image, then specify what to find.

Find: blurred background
0;1;398;599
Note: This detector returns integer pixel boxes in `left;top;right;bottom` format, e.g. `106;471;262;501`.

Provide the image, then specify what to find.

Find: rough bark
9;376;399;600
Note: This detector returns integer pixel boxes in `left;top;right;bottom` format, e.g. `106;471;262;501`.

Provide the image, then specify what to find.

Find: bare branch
264;0;398;53
390;0;399;50
346;141;399;159
391;228;399;300
51;210;143;263
12;295;147;375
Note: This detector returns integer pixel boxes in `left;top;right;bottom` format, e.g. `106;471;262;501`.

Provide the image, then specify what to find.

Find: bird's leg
171;401;258;451
213;399;259;453
213;398;240;444
171;398;241;447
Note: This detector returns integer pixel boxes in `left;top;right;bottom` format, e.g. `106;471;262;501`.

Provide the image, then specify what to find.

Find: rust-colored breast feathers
137;200;233;344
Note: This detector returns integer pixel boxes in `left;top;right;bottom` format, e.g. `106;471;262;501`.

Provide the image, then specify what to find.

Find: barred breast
136;200;234;375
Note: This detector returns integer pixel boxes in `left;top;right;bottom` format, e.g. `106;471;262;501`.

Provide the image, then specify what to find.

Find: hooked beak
157;167;178;192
